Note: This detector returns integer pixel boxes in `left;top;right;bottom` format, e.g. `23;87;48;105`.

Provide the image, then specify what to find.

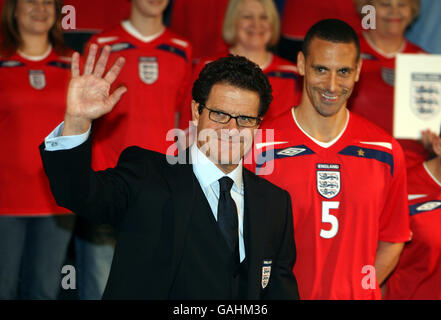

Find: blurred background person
385;132;441;299
185;0;300;129
168;0;286;64
406;0;441;54
74;0;193;300
61;0;132;52
0;0;134;52
169;0;230;64
278;0;362;63
349;0;428;169
0;0;75;299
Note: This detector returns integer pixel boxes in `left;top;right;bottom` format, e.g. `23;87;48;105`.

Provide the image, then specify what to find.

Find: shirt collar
121;20;165;43
17;45;52;61
190;143;243;194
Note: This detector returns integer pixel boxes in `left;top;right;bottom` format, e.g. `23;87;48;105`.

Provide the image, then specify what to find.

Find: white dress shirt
190;143;245;262
44;122;246;261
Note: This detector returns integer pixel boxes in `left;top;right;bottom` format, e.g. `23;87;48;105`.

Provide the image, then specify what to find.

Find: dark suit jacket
40;137;299;300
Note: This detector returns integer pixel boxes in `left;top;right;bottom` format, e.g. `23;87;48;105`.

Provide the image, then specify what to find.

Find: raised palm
64;44;126;135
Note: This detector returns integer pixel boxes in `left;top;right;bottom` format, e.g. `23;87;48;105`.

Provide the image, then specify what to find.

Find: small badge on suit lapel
262;260;272;289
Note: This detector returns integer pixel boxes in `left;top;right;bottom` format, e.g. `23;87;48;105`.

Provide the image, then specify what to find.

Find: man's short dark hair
192;55;273;118
302;19;360;61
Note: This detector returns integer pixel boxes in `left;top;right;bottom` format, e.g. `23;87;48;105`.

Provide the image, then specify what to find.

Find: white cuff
44;122;91;151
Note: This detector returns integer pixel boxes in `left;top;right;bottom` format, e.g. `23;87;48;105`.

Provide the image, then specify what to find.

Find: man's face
191;83;260;170
297;38;362;117
131;0;169;18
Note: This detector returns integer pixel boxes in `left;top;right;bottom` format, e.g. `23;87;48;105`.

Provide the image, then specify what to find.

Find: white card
394;53;441;139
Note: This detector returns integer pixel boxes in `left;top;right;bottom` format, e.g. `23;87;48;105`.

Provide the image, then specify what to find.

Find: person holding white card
350;0;427;169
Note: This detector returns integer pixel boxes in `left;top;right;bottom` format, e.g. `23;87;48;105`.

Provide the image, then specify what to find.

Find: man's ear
297;51;306;76
191;100;200;123
355;58;363;82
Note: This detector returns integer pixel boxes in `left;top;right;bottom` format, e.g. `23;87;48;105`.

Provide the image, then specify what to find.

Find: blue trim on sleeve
338;146;394;176
266;71;298;80
361;53;379;61
156;44;188;61
0;60;25;68
47;61;71;69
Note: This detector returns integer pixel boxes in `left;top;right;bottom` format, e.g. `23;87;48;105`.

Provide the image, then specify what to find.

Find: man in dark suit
40;44;299;299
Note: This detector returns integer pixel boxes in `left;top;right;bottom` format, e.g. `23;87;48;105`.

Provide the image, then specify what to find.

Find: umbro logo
277;147;306;157
417;201;441;212
111;43;132;52
1;60;22;67
96;36;119;44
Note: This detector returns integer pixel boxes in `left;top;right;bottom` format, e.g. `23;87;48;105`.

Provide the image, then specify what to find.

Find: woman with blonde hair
349;0;427;168
187;0;300;128
0;0;75;299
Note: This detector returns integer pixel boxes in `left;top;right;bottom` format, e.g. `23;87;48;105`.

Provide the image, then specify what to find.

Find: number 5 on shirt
320;201;340;239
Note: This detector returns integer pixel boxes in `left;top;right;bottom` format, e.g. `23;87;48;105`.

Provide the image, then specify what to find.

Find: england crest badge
262;260;272;289
316;164;341;199
410;73;441;120
29;70;46;90
139;57;158;84
381;67;395;86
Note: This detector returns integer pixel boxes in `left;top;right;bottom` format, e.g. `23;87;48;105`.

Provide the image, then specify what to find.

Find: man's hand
375;241;404;287
63;44;127;136
421;129;438;155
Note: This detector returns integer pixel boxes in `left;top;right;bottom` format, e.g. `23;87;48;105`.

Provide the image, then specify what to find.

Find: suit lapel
163;149;196;290
243;169;267;298
163;152;268;297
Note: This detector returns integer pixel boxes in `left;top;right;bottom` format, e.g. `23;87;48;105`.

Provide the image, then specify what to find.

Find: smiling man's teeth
322;93;337;100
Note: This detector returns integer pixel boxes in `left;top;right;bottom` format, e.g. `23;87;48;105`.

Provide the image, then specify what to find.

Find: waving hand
63;44;127;136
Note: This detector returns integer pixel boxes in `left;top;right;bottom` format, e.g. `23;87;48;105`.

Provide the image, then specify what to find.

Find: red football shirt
261;55;302;125
185;52;301;128
385;163;441;299
349;33;427;168
86;22;193;170
0;49;72;215
247;108;410;299
169;0;229;61
281;0;362;40
350;32;425;135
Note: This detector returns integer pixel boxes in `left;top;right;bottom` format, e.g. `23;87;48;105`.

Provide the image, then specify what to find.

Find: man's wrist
62;114;92;136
